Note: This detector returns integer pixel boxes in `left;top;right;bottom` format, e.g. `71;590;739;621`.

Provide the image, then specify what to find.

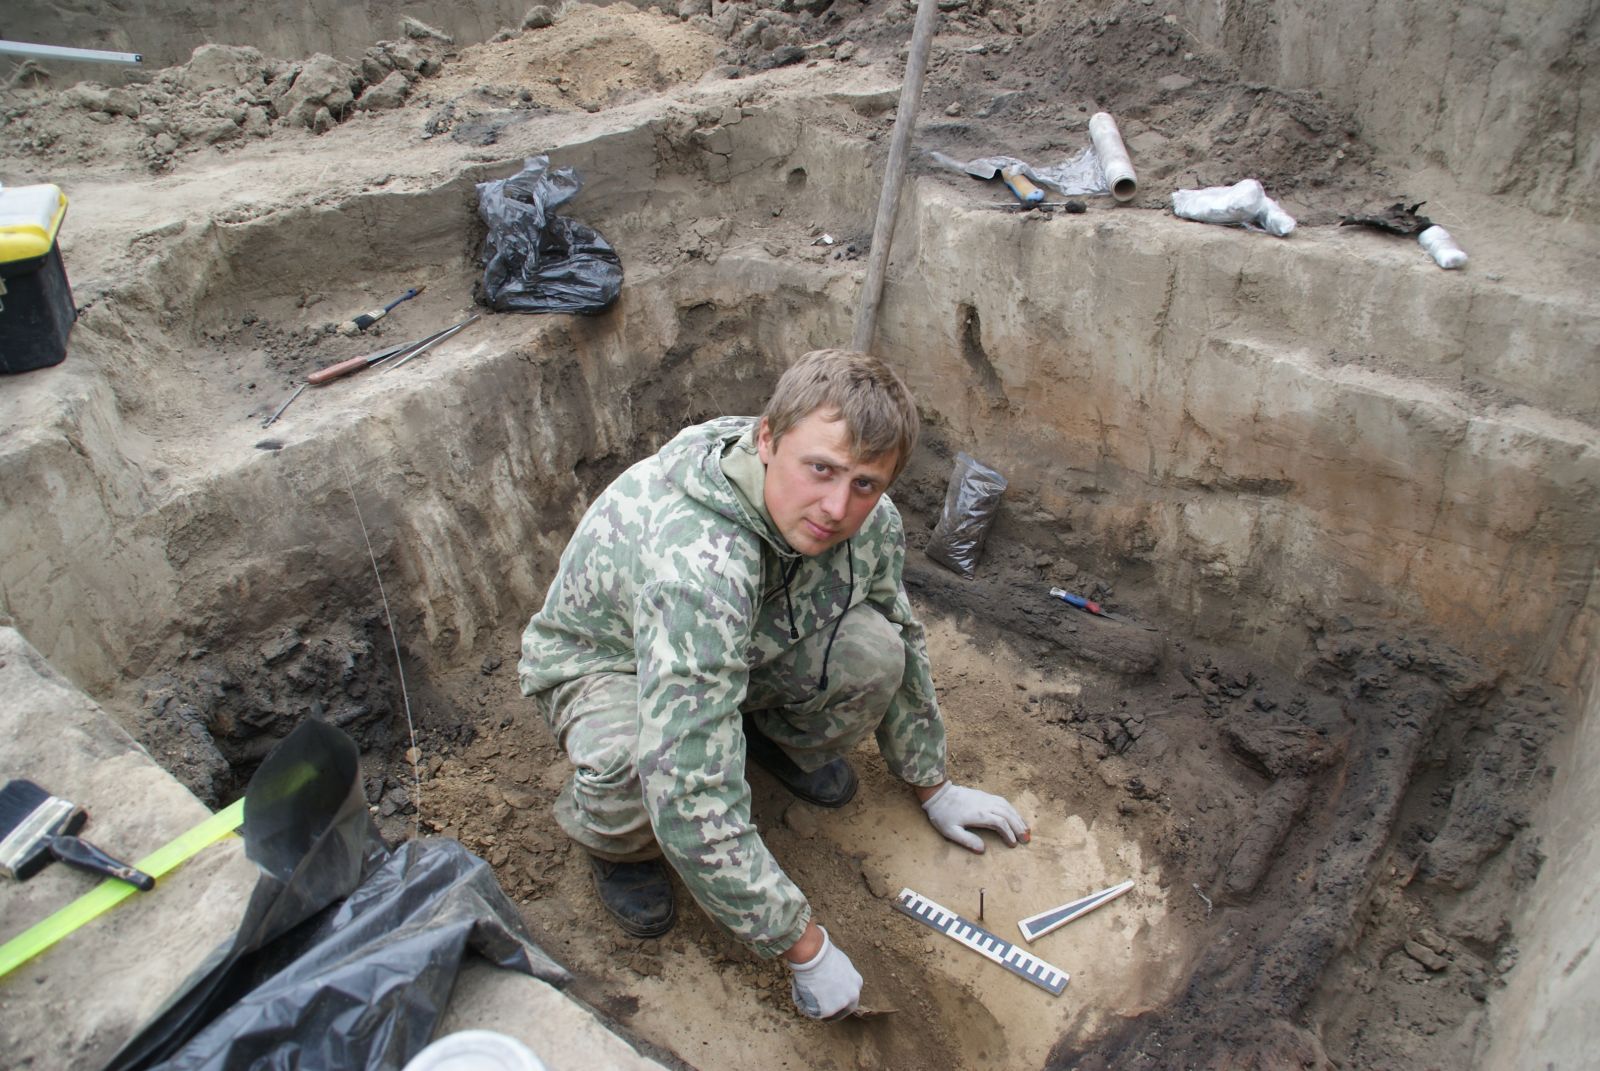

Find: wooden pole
850;0;940;354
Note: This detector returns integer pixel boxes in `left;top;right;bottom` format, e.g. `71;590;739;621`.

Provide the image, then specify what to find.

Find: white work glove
784;926;862;1020
922;782;1030;853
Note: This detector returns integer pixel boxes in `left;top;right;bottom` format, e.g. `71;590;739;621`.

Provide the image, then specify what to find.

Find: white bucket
403;1030;547;1071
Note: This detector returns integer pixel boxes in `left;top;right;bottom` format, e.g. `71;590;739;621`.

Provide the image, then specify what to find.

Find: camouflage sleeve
633;576;812;959
866;513;949;787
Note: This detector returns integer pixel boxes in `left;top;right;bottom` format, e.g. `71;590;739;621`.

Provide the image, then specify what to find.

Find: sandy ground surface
2;2;1587;1068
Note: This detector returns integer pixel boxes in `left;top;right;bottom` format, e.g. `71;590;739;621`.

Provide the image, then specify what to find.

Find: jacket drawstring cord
817;542;854;693
781;558;801;640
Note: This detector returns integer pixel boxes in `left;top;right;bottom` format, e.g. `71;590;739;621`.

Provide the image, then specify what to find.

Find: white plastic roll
1088;112;1137;202
1417;225;1468;269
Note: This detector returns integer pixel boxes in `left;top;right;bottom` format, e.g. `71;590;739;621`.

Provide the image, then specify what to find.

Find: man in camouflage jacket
519;350;1029;1019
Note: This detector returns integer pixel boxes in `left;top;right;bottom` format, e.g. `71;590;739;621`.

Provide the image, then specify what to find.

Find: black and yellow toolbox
1;184;76;374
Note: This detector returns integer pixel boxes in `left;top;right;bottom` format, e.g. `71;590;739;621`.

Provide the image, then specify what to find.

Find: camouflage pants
538;603;906;861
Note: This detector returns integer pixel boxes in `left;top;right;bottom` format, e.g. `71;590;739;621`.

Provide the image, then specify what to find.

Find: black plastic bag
925;453;1008;579
105;720;567;1071
106;719;385;1071
153;839;568;1071
476;155;623;314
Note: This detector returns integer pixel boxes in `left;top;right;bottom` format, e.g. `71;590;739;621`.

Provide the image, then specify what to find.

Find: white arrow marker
1017;879;1135;943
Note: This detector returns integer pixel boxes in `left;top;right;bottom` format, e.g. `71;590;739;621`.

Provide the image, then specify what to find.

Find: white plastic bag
1171;179;1296;237
1417;225;1468;269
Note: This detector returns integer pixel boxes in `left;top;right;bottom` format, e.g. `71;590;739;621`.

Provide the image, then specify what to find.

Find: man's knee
545;675;656;855
829;605;906;705
546;672;640;764
572;732;638;796
541;672;649;829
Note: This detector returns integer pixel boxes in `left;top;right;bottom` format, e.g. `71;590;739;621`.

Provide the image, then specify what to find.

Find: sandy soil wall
880;180;1599;691
2;94;1594;696
1174;0;1600;222
14;0;1599;224
1482;661;1600;1066
0;260;821;695
5;0;526;70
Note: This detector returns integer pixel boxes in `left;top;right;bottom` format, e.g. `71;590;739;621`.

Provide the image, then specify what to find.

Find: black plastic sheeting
476;155;623;315
105;720;568;1071
924;452;1008;580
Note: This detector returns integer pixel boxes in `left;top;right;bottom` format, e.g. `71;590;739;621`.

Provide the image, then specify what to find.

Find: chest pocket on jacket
750;574;855;665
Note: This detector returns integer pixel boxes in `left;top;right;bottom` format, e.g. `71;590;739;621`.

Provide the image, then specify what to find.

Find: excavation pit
2;7;1597;1070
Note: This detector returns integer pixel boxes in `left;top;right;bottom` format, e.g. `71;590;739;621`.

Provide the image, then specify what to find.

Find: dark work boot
589;856;676;939
742;714;858;808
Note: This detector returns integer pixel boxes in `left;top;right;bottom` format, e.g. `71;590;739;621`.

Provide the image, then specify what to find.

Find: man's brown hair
760;349;920;481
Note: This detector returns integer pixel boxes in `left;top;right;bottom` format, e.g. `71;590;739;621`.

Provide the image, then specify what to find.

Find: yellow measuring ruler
0;797;245;978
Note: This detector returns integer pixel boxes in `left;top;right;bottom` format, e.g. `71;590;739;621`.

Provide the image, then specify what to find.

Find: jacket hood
656;416;795;557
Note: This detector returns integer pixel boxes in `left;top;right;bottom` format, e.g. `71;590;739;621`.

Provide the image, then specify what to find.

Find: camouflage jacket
519;417;947;957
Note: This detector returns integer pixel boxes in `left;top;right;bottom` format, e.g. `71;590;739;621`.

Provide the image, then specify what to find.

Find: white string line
341;459;422;838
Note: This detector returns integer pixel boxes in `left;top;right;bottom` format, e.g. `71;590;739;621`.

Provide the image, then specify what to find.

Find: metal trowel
928;151;1047;204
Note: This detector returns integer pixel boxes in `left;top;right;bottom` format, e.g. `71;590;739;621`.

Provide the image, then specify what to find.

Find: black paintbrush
0;779;155;890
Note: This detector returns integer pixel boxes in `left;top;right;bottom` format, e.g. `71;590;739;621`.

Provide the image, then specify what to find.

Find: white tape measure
892;888;1070;996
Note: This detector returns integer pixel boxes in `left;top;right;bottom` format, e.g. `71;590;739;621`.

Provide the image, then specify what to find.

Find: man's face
757;408;898;557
